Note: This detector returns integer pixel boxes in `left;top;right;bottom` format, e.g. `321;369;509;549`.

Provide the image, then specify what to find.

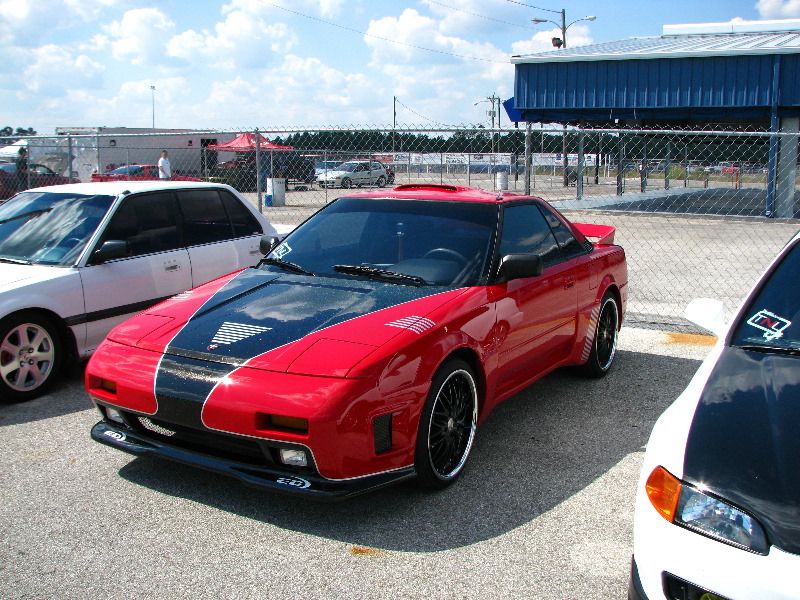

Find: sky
1;0;799;134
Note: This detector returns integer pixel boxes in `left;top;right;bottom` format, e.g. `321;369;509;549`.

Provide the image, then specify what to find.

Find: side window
100;192;179;257
219;190;263;237
539;206;588;259
176;189;234;246
499;204;561;267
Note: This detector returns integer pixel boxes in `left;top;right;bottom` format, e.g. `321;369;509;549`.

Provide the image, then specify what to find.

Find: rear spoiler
573;223;616;245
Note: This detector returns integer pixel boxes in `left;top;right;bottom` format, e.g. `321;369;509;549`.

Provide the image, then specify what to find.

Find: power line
254;0;509;64
499;0;561;14
394;97;460;128
425;0;538;30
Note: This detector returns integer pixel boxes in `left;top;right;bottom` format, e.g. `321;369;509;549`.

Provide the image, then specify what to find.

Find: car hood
683;346;800;554
0;262;71;290
318;169;353;178
126;268;468;376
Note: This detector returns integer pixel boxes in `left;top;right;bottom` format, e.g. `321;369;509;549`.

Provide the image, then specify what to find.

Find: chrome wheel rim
0;323;55;392
427;369;477;480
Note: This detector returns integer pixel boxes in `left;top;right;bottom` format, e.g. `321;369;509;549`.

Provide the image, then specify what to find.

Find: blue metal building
508;20;800;216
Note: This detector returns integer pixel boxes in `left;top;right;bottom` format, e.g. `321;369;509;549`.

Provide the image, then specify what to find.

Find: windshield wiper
0;256;31;265
0;208;52;226
259;257;315;276
739;344;800;356
333;264;427;286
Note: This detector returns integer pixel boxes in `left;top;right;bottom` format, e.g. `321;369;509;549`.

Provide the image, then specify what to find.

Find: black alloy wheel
580;293;619;378
415;358;478;489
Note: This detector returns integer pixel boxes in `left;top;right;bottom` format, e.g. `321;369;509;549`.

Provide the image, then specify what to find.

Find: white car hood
0;262;74;291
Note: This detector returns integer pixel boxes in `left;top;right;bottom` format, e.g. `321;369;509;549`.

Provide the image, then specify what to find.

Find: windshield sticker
747;309;791;341
273;243;291;259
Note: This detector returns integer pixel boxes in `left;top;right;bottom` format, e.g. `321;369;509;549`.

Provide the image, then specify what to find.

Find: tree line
273;128;770;164
0;127;37;146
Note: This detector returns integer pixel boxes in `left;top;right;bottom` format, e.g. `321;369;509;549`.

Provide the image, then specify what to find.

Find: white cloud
756;0;800;18
105;8;176;67
221;0;347;19
26;45;105;94
0;0;115;46
511;24;593;55
167;10;297;70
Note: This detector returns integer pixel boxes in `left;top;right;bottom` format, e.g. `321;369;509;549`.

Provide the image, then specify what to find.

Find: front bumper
91;420;415;501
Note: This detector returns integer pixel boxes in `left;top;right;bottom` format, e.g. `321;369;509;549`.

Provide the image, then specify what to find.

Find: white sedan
630;230;800;600
0;181;279;401
317;160;388;188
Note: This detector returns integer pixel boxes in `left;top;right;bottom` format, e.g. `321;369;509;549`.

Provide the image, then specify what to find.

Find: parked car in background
630;230;800;600
0;181;278;402
205;153;315;192
314;160;343;179
91;165;202;182
0;162;74;199
87;183;627;499
317;160;390;188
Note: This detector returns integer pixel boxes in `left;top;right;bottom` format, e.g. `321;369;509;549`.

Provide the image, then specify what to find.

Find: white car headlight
676;485;768;554
646;466;768;554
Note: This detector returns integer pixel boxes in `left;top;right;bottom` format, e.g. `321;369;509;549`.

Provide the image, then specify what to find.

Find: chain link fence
4;125;799;331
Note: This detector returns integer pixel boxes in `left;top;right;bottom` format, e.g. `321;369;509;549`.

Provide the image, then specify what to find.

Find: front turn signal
645;466;682;522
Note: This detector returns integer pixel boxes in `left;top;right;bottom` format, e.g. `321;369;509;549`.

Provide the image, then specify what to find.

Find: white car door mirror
685;298;727;338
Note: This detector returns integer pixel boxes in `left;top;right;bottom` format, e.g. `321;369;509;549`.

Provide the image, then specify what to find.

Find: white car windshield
0;191;115;266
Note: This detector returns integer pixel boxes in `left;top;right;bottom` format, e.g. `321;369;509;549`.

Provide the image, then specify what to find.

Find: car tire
341;177;352;188
414;358;478;489
0;312;63;402
579;292;619;378
377;176;386;188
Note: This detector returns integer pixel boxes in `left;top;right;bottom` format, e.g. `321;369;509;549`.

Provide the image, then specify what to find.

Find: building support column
775;117;799;219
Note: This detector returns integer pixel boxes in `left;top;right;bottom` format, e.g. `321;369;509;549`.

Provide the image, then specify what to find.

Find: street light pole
530;9;596;184
150;86;156;129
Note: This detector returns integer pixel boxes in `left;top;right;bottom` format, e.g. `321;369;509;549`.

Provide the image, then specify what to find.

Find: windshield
108;165;143;175
0;191;115;266
264;196;497;286
732;240;800;350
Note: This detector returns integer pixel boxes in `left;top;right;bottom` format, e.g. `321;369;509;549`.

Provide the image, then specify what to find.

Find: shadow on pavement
118;348;701;552
0;364;90;427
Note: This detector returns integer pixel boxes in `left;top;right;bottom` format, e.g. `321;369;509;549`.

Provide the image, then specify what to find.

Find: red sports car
91;164;201;182
87;184;627;499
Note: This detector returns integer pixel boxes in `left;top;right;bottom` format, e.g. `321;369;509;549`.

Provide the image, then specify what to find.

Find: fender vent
373;413;393;454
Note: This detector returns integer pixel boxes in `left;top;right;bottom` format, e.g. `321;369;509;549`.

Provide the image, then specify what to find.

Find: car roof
24;181;236;195
342;184;536;204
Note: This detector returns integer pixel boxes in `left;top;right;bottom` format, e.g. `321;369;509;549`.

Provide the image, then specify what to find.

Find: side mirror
91;240;131;264
259;235;280;255
685;298;727;338
496;253;543;283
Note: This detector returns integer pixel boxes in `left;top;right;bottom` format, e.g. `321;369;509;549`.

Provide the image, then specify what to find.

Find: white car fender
0;267;85;332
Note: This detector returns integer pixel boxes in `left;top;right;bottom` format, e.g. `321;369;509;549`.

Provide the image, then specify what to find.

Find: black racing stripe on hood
683;346;800;554
153;354;236;429
165;270;445;362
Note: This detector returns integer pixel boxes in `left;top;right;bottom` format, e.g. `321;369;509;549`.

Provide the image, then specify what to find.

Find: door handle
164;263;180;272
564;277;575;289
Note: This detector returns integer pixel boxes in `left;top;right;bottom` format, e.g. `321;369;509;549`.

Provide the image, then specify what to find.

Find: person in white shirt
158;150;171;179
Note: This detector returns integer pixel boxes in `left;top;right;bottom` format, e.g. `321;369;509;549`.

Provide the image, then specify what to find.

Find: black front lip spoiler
91;421;415;501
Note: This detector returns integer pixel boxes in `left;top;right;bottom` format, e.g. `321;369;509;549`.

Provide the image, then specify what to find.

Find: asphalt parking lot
1;327;713;600
3;182;797;599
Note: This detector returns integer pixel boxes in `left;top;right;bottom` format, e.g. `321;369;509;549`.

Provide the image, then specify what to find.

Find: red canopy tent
207;132;293;152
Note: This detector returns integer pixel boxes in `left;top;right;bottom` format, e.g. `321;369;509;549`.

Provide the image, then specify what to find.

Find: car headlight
646;467;768;554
